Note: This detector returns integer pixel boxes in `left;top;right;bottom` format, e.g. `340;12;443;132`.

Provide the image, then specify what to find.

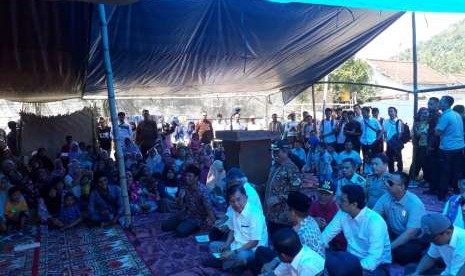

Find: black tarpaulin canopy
0;0;402;103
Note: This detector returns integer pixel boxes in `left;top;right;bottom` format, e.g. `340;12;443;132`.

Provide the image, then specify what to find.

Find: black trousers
386;144;403;173
438;148;465;199
252;246;278;275
409;146;427;180
425;149;440;191
390;232;428;265
161;216;200;237
325;251;390;276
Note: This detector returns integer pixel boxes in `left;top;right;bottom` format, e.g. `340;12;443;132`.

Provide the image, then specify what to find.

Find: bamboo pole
97;3;131;227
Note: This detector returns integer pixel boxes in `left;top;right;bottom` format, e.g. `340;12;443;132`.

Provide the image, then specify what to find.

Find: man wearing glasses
373;172;428;266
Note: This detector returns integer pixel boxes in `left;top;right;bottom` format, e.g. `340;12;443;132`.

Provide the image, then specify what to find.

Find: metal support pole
322;75;329;120
411;12;418;178
412;12;419;117
98;4;131;227
311;85;317;122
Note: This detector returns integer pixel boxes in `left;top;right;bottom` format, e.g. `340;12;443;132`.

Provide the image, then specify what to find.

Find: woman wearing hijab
205;160;226;196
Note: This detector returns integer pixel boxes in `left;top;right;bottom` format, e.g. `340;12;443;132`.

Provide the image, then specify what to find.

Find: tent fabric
1;0;402;104
268;0;465;13
19;107;96;158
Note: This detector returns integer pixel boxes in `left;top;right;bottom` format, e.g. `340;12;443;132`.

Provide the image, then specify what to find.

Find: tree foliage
399;19;465;74
328;58;376;103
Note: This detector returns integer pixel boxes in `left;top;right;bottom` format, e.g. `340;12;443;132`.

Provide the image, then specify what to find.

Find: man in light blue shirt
435;96;465;201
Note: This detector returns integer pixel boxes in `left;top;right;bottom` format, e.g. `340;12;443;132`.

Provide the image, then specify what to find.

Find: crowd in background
0;95;464;276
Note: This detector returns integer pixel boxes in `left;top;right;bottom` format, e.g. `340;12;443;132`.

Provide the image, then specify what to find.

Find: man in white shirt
117;112;133;147
337;141;362;169
247;115;262;131
407;213;465;276
208;168;262;241
360;106;382;163
231;113;246;131
212;113;227;136
265;228;325;276
320;108;337;148
284;113;299;144
322;185;391;275
435;95;465;201
383;107;404;173
373;172;428;265
206;185;268;272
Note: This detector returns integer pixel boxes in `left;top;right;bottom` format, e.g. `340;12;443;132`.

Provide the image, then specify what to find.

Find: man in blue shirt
435;96;465;201
88;174;125;227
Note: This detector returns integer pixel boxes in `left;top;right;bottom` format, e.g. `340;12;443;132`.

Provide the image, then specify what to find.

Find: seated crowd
0;95;464;276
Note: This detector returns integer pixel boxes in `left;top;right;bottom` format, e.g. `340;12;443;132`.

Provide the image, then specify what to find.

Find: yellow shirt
5;199;28;219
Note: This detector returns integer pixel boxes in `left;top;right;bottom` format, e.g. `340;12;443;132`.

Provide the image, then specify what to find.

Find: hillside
398;19;465;74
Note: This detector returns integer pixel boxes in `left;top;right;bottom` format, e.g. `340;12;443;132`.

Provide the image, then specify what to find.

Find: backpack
396;120;411;144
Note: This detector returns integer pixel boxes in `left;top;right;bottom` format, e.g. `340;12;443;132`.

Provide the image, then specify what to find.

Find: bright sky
357;12;465;60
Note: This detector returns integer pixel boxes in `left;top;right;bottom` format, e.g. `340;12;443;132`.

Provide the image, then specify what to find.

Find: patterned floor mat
126;213;236;276
38;225;151;276
0;227;39;276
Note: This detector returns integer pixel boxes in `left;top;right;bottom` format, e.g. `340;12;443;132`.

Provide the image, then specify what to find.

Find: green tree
328;58;376;103
398;19;465;74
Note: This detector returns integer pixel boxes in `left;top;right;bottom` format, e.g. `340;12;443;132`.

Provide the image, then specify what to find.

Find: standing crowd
0;95;464;276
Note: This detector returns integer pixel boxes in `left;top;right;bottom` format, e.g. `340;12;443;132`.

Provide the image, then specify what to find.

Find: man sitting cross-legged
203;184;268;273
373;172;428;265
322;184;392;276
161;164;216;237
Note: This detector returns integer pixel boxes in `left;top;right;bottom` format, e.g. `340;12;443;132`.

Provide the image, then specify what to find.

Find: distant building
366;59;462;99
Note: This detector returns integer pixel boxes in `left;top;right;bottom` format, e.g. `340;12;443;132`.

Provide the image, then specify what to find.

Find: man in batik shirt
265;141;302;234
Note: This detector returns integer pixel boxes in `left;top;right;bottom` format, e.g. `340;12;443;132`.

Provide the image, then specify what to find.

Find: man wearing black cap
407;213;465;276
265;140;302;234
254;192;324;275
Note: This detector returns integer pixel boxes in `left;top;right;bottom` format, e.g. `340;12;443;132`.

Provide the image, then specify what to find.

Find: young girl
58;193;82;231
5;187;29;231
158;167;179;213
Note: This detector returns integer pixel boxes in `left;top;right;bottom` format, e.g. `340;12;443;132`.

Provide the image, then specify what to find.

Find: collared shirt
366;173;388;209
225;182;263;219
322;208;392;271
117;122;133;143
320;119;337;144
265;160;302;224
284;120;299;137
336;173;366;196
269;121;284;134
294;216;325;257
373;191;425;236
427;226;465;276
226;201;268;251
436;108;465;150
360;117;381;146
231;121;246;131
247;122;262;131
274;245;325;276
336;121;346;144
383;118;402;141
443;195;465;229
337;150;362;168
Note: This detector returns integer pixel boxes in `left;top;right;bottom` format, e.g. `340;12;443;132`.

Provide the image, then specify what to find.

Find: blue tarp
0;0;402;103
269;0;465;13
